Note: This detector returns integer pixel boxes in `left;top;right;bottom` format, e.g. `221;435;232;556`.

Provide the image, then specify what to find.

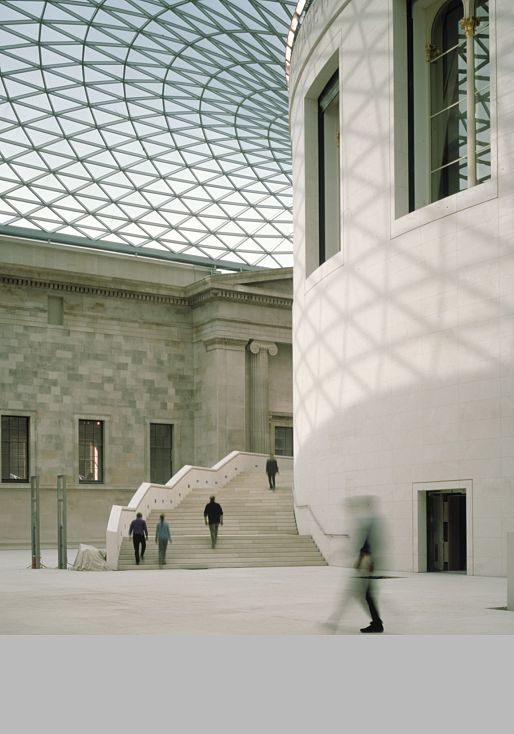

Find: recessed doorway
427;491;467;572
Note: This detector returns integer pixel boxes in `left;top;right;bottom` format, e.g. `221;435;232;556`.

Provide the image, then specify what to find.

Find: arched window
396;0;490;214
429;0;466;200
429;0;490;203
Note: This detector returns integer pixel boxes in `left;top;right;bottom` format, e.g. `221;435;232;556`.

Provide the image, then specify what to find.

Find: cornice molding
0;273;292;310
0;273;188;306
190;287;292;309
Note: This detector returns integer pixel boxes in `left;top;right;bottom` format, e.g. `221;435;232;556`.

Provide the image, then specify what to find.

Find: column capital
425;43;438;62
248;340;278;357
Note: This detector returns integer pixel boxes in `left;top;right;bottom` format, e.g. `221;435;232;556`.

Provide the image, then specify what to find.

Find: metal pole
57;474;67;569
30;475;40;569
461;2;478;188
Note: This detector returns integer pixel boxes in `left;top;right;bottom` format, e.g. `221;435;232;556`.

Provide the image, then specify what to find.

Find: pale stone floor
1;548;511;733
1;547;514;635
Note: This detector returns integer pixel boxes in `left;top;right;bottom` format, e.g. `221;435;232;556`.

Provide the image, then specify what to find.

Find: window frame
303;52;342;283
149;422;173;485
393;0;494;228
78;418;104;484
1;415;30;483
318;69;341;267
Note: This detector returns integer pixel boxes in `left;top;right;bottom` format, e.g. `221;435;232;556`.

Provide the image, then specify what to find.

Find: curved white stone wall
289;0;513;576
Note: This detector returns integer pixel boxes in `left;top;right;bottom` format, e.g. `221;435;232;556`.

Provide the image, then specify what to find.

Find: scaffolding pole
57;474;67;569
30;475;40;569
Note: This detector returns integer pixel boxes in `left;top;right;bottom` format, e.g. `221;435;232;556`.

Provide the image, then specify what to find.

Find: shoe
360;623;384;633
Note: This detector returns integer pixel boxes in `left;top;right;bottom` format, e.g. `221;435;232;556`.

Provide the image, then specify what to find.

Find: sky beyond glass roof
0;0;298;270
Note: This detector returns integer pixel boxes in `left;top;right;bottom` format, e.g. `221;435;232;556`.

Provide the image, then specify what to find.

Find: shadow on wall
288;0;514;576
292;210;514;575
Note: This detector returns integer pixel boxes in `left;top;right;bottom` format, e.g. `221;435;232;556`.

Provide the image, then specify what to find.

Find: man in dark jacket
204;496;223;549
266;454;279;490
129;511;148;565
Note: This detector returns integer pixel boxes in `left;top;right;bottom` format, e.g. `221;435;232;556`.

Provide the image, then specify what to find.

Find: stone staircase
117;466;326;570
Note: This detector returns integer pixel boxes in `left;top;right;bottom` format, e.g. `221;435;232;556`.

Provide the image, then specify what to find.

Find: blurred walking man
324;495;387;634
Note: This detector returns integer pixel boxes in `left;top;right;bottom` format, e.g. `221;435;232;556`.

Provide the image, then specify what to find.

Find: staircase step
117;464;326;570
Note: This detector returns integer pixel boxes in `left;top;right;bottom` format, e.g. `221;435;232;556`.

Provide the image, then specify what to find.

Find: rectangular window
318;70;340;265
274;426;293;457
79;419;104;483
1;416;29;482
150;423;173;484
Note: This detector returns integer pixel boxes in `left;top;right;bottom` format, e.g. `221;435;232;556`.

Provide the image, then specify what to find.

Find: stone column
196;337;248;466
247;340;278;454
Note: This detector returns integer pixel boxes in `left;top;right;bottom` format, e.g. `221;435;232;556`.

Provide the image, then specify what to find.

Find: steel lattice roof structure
0;0;298;271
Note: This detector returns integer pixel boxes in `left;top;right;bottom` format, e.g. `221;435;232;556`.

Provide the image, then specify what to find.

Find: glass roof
0;0;296;271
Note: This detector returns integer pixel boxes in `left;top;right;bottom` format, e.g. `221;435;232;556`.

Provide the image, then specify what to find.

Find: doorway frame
412;479;474;575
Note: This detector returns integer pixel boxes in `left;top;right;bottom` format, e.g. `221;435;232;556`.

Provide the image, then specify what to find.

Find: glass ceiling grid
0;0;296;271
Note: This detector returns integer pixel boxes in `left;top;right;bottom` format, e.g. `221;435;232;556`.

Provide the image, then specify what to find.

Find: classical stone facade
0;236;292;546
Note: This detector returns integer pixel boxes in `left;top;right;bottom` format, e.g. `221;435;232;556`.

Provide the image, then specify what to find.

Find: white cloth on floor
72;544;107;571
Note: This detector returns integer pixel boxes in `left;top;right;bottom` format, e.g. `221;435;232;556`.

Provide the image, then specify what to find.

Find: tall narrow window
318;70;340;264
429;0;466;200
79;419;104;483
150;423;173;484
403;0;490;211
1;416;29;482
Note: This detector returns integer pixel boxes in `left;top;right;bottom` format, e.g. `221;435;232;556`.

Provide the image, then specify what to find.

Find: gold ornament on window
460;16;479;38
425;43;438;62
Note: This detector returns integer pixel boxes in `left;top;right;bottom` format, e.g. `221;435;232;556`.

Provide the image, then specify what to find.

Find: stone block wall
0;282;195;491
0;240;293;546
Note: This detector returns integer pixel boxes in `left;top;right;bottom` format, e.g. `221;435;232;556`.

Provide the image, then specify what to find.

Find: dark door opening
427;491;466;572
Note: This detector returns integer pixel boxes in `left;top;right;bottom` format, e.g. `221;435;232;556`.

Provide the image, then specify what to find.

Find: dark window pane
431;0;463;54
275;426;293;457
79;420;104;483
431;157;467;202
150;423;173;484
430;99;467;172
430;46;465;115
1;416;29;482
318;69;340;265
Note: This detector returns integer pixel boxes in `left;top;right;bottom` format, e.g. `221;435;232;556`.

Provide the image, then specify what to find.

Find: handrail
106;451;293;569
294;501;349;538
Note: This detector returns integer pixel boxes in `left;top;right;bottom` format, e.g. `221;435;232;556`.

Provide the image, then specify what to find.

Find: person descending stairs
117;465;326;570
